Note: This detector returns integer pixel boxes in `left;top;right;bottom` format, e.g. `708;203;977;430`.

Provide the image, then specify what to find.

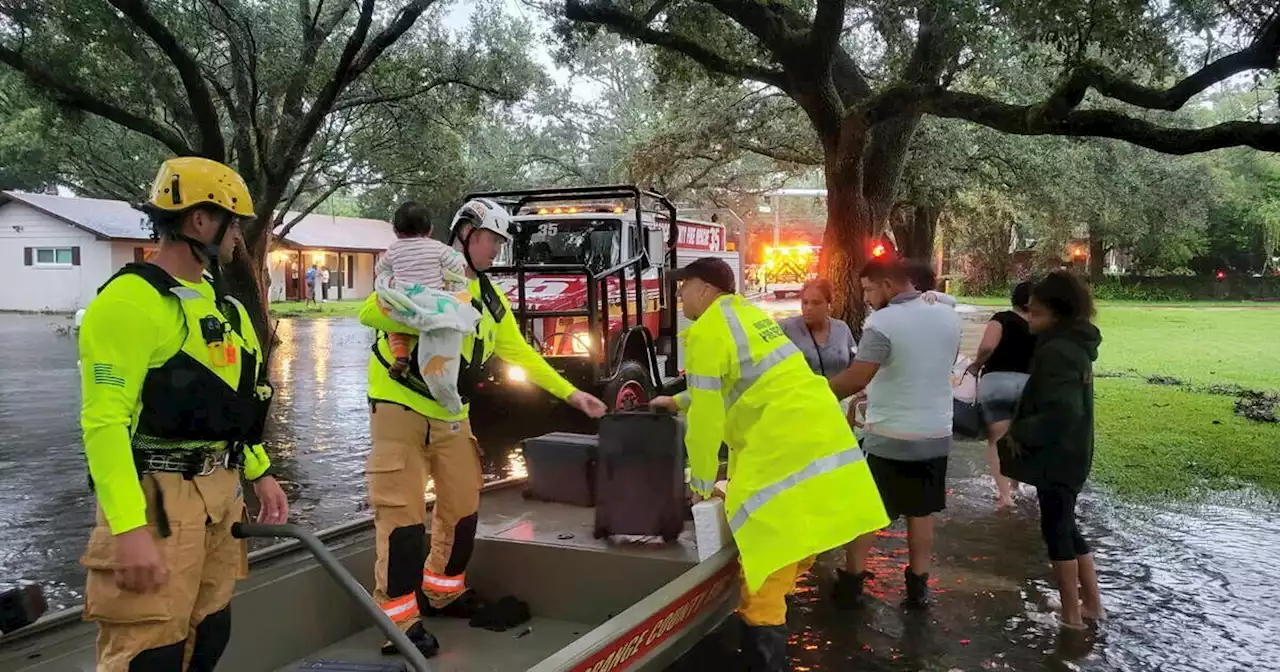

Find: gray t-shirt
854;290;962;461
780;315;856;379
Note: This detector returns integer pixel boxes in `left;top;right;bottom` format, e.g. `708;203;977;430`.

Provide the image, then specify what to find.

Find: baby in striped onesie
374;203;474;410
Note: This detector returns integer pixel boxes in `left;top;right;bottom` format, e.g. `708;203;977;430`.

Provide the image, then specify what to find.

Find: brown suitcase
593;411;685;542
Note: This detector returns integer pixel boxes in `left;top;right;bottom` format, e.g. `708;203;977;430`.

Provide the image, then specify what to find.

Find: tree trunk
1088;228;1105;282
820;160;872;336
893;203;938;260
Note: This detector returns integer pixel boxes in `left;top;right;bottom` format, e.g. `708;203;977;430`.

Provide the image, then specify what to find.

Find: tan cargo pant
367;403;483;629
81;467;248;671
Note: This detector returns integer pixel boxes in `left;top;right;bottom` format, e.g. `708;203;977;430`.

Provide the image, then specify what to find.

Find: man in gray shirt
829;258;962;609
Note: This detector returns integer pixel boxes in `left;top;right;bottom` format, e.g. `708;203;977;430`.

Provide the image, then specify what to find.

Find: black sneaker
903;567;931;609
381;621;440;658
832;569;872;610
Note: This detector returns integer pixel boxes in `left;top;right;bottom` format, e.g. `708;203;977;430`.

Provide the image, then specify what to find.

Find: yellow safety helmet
143;156;254;218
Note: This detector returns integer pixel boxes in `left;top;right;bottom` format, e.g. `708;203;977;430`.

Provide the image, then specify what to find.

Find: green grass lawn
1078;304;1280;500
1094;306;1280;390
1093;378;1280;499
269;299;363;318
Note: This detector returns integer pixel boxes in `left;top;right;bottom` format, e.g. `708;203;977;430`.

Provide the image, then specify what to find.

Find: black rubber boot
381;621;440;658
423;589;487;619
904;567;931;609
738;620;789;672
832;569;872;610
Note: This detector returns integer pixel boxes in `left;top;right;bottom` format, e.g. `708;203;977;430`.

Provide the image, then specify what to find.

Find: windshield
500;218;622;272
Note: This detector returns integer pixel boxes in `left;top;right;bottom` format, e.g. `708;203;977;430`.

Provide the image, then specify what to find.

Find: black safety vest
97;263;273;446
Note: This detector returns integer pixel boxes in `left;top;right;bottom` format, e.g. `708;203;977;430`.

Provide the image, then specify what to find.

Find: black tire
602;359;655;411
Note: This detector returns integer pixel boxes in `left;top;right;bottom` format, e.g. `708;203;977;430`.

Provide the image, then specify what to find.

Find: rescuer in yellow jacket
78;157;289;671
651;257;889;672
358;198;608;658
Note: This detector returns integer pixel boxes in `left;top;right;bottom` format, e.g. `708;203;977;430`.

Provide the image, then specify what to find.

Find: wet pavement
674;446;1280;672
2;309;1279;671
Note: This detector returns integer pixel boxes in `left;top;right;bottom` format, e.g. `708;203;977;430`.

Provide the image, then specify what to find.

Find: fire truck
761;243;820;300
468;185;741;410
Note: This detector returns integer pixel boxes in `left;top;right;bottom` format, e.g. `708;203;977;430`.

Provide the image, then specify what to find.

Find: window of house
28;247;78;267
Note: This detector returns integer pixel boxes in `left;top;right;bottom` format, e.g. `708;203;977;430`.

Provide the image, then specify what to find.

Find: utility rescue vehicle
468;185;741;411
759;243;819;300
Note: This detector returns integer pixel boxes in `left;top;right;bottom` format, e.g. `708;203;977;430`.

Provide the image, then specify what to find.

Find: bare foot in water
995;496;1015;510
1081;602;1107;622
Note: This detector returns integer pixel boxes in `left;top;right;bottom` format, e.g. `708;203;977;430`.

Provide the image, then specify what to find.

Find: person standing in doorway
999;270;1104;629
829;257;962;609
966;281;1036;508
305;262;318;307
319;265;331;303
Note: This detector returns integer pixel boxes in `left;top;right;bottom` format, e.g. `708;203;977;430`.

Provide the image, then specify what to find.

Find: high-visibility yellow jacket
676;295;889;593
359;275;577;421
80;265;273;535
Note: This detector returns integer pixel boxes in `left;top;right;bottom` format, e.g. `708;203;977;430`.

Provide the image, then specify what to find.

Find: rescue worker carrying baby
651;257;889;671
358;198;608;658
77;157;289;671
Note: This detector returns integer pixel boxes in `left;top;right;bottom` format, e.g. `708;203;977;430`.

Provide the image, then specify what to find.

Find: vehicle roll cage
465;185;680;384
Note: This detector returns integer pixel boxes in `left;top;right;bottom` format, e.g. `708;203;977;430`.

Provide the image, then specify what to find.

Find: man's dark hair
392;201;432;236
1031;270;1095;323
903;259;937;291
858;256;910;283
1011;280;1033;311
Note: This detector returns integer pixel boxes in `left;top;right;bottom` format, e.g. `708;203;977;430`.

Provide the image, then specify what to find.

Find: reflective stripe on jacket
681;294;890;593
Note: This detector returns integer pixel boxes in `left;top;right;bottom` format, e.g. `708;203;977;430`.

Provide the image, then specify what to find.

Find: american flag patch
92;363;126;388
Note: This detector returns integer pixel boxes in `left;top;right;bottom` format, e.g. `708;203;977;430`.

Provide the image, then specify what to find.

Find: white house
266;212;396;303
0;190;395;312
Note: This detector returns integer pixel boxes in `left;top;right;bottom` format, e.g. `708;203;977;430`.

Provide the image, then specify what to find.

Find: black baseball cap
670;257;736;294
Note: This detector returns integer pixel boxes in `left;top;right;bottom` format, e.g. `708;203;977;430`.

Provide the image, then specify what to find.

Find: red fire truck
469;185;740;410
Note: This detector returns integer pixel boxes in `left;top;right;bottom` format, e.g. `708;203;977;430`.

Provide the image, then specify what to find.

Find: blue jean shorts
977;372;1029;424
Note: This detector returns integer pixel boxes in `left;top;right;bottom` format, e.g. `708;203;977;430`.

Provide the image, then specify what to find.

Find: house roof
0;190;395;252
271;211;396;252
0;191;154;241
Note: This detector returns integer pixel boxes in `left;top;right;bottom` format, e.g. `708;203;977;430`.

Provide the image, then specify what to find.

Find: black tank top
984;311;1035;374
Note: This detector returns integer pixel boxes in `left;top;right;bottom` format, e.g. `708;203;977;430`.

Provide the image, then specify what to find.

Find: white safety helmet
450;198;513;243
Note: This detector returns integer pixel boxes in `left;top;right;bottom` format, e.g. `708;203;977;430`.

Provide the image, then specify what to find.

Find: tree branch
923;88;1280;154
106;0;226;159
333;77;514;111
565;0;788;89
0;46;193;155
736;140;823;165
1043;13;1280;120
811;0;846;68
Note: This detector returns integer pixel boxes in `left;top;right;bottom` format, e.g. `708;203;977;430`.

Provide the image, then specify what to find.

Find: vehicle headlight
508;365;528;383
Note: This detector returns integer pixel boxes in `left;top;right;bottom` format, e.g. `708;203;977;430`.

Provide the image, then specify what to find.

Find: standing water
1;312;1278;670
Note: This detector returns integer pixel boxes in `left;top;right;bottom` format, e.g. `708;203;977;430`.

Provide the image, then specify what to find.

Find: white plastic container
692;494;734;562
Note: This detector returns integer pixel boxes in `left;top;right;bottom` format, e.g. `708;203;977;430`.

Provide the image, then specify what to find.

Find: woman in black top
966;281;1036;508
999;270;1103;629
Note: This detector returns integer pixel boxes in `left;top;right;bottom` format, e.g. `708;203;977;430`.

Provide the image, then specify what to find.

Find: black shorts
866;454;948;519
1037;485;1090;561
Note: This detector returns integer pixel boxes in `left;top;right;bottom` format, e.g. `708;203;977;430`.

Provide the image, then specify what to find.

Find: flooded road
693;449;1280;672
2;310;1278;670
0;314;546;610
